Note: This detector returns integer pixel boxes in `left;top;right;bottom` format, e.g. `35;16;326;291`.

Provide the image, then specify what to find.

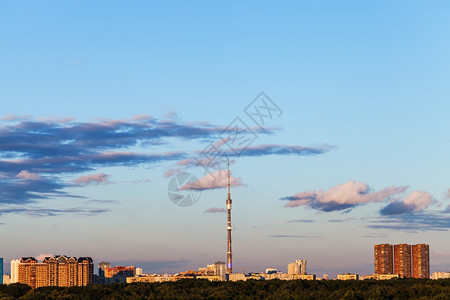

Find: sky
1;1;449;278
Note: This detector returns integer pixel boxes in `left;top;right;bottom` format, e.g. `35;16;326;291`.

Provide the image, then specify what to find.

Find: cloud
281;181;407;212
88;199;118;204
204;207;227;213
380;191;433;215
328;218;355;223
177;144;333;168
268;235;322;238
446;189;450;200
180;170;244;191
287;219;315;223
164;168;181;178
0;176;78;205
36;254;54;261
366;212;450;232
16;170;42;180
0;206;108;217
1;115;262;206
444;205;450;214
73;173;111;185
226;144;334;157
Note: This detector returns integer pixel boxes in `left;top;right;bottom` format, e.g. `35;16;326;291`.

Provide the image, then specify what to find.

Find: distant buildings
10;259;19;284
432;272;450;279
3;274;10;285
288;260;307;275
337;274;359;280
96;263;137;284
213;261;226;281
374;244;429;278
0;258;3;284
104;265;135;278
265;268;278;274
17;255;93;288
361;274;400;280
98;262;110;277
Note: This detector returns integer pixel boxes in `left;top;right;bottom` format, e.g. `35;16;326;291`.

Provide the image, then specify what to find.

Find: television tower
226;158;232;274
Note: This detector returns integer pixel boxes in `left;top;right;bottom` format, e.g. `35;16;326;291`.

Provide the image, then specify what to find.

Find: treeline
1;279;450;299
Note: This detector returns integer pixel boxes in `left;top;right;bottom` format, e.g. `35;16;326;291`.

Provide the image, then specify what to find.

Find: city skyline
1;1;450;278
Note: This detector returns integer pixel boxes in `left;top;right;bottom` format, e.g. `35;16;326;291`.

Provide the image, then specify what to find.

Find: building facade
394;244;411;278
98;262;111;277
3;274;10;285
213;261;226;281
412;244;430;279
374;244;393;274
337;274;359;280
0;258;3;284
432;272;450;279
10;259;19;284
288;260;307;275
18;255;93;288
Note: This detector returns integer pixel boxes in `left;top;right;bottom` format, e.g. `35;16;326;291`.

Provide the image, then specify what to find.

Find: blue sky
1;1;449;277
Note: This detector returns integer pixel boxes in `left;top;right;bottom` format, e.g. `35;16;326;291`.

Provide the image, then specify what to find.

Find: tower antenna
226;158;232;275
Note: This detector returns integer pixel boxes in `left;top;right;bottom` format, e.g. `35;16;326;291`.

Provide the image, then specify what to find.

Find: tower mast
226;158;232;274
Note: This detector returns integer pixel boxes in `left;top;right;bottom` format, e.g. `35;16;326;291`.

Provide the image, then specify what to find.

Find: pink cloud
402;191;433;212
73;173;110;185
446;189;450;200
180;170;244;190
204;207;227;213
36;253;54;261
15;170;42;180
380;191;434;215
164;168;181;178
283;181;408;212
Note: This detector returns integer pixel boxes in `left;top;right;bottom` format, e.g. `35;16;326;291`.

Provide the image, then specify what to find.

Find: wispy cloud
0;115;257;207
164;168;181;178
287;219;315;223
177;144;333;167
328;218;355;223
73;173;111;185
180;170;244;191
366;212;450;232
446;188;450;200
281;181;407;212
15;170;42;180
0;175;78;205
0;206;109;217
268;235;322;238
204;207;227;213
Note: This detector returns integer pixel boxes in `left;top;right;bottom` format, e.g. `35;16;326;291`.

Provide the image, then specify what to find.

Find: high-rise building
412;244;430;279
135;268;143;276
213;261;226;281
394;244;411;278
374;244;393;274
10;259;20;283
98;262;111;277
18;255;93;288
0;258;3;284
288;260;307;275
